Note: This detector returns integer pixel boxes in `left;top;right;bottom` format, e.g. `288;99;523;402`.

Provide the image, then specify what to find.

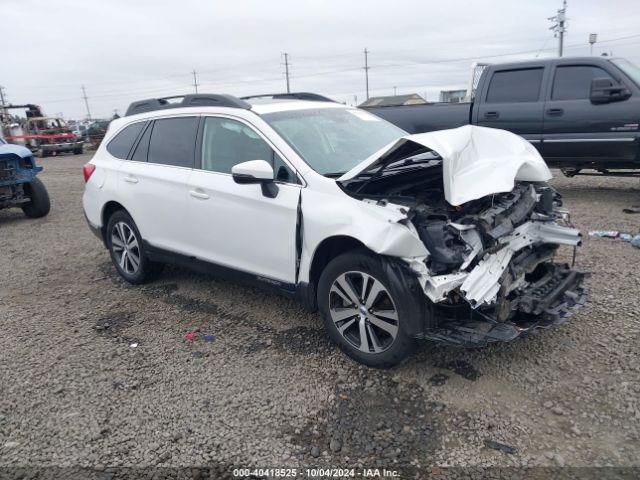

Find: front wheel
106;210;163;284
317;249;428;368
21;177;51;218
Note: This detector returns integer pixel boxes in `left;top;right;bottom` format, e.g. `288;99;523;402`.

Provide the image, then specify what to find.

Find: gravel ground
1;153;639;477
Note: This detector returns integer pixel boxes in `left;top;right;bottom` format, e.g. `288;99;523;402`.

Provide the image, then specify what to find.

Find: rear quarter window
147;117;199;168
106;122;145;159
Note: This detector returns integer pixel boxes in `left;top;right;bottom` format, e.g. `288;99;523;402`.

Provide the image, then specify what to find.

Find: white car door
185;115;301;284
117;116;198;254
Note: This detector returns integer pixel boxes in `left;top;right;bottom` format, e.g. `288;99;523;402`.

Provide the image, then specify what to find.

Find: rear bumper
419;264;588;347
84;212;105;246
41;141;83;153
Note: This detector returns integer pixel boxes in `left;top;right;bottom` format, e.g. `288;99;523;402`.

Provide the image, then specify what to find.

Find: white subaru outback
83;93;586;368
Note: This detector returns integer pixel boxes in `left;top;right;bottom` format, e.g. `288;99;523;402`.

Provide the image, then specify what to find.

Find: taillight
83;163;96;183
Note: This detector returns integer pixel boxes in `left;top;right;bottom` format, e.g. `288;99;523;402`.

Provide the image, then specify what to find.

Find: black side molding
142;241;297;298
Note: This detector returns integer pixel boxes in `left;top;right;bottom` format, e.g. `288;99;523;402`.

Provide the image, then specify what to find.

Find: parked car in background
363;57;640;177
0;137;51;218
70;123;89;141
1;104;84;157
82;93;585;368
87;119;111;149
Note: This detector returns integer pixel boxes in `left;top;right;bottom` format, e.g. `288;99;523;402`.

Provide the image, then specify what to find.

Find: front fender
298;188;428;283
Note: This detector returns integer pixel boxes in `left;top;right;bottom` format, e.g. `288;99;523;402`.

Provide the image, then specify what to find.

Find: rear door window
106;122;145;159
147;117;199;168
551;65;615;100
486;68;544;103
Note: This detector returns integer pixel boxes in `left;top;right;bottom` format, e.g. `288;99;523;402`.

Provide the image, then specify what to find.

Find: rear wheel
21;177;51;218
317;249;426;368
106;210;163;284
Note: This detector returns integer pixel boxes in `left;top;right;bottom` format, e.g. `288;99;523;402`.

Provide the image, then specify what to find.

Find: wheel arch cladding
101;201;129;244
378;252;434;335
310;236;367;288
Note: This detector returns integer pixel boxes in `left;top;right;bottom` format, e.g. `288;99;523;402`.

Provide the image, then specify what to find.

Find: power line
18;33;640;108
363;48;370;100
283;53;291;93
81;85;92;120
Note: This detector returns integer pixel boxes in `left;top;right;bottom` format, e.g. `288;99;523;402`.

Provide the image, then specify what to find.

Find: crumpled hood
338;125;552;206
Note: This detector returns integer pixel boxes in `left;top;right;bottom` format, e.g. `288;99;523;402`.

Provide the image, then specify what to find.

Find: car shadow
0;209;30;226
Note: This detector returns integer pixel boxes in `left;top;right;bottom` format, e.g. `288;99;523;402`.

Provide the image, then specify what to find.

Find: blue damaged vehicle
0;137;50;218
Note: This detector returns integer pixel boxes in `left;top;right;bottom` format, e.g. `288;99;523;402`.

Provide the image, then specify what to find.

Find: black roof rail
241;92;336;103
125;94;251;116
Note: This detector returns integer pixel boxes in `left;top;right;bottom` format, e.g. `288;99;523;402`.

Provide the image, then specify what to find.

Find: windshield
262;107;407;175
610;58;640;87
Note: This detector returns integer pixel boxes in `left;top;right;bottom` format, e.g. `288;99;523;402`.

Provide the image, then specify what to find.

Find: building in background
439;89;467;103
359;93;427;108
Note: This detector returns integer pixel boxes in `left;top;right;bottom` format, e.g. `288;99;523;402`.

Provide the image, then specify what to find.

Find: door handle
546;108;564;116
123;175;138;184
189;189;210;200
484;111;500;119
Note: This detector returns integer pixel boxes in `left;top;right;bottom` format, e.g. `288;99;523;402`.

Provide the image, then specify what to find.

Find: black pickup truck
363;57;640;176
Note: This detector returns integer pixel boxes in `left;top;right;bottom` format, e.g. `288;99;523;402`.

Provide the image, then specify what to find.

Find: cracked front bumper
418;263;588;347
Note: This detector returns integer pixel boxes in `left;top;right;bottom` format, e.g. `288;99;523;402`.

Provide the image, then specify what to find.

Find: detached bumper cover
417;263;587;347
41;141;83;152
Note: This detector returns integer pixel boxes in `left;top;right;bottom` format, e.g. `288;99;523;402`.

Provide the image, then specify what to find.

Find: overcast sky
2;0;639;119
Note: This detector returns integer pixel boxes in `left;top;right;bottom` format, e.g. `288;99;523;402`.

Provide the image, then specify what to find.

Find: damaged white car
82;93;586;368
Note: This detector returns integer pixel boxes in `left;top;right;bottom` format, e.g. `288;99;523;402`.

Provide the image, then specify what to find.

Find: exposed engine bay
339;126;587;346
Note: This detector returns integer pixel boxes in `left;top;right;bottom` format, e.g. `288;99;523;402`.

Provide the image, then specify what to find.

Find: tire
561;168;581;177
317;249;428;368
73;145;84;155
21;177;51;218
106;210;163;284
38;150;49;158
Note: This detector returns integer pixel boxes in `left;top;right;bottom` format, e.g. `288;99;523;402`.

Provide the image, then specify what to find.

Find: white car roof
115;99;347;128
249;100;347;115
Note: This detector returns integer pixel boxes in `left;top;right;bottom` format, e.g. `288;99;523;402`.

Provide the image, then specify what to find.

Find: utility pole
549;0;567;57
589;33;598;55
393;86;397;96
282;53;291;93
192;69;199;93
363;48;370;100
81;85;92;121
0;85;7;118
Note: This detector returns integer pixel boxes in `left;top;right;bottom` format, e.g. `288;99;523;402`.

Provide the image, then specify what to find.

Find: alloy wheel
111;221;141;275
328;271;399;354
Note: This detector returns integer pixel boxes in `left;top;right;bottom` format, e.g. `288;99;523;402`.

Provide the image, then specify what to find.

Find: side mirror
231;160;279;198
590;77;631;104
